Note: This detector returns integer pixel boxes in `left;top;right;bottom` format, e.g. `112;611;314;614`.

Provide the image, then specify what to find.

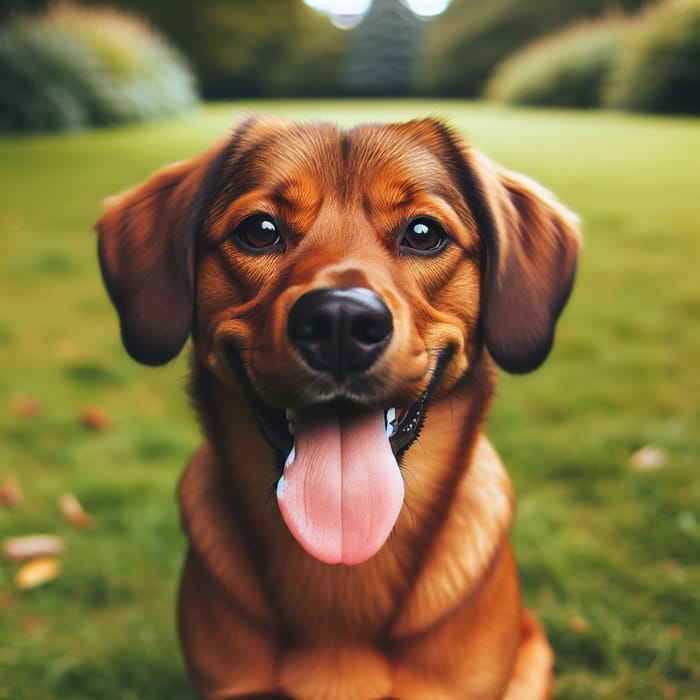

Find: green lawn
1;101;698;700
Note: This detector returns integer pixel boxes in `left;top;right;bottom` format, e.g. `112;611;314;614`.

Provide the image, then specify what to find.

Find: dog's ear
95;142;231;366
468;151;582;374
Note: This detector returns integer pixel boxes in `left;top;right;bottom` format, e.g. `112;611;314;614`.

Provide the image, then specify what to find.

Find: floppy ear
95;142;230;366
469;151;582;374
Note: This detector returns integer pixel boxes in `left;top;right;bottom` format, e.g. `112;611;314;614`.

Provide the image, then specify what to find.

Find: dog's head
96;117;580;565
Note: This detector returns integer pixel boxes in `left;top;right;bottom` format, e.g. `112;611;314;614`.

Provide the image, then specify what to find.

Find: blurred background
1;0;699;131
1;2;699;699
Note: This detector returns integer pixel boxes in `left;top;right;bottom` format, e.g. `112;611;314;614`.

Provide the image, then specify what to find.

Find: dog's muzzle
222;285;452;565
287;287;393;382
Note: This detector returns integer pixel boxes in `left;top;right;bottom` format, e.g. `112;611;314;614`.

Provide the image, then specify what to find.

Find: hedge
484;17;630;109
418;0;648;97
604;0;700;114
0;3;198;132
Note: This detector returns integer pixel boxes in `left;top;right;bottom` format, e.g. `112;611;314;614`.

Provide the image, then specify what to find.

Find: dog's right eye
233;214;282;252
400;217;448;255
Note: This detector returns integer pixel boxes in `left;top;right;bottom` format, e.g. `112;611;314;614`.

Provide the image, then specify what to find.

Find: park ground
0;100;699;699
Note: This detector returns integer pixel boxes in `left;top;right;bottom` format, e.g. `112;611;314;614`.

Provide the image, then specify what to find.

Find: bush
484;17;629;108
123;0;346;99
604;0;700;114
0;21;92;131
0;3;198;132
418;0;648;97
261;5;347;98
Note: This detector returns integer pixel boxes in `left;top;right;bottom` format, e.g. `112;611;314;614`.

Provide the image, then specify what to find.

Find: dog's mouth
230;349;452;567
249;397;432;566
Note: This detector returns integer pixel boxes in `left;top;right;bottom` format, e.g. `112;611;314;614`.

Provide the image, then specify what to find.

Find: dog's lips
276;402;404;566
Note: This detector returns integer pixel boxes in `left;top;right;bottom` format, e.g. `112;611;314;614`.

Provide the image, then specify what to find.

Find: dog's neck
183;356;512;641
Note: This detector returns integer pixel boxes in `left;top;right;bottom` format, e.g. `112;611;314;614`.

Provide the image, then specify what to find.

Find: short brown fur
96;117;581;699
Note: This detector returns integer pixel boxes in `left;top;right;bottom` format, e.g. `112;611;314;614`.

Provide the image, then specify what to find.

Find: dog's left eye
400;218;447;254
234;214;282;251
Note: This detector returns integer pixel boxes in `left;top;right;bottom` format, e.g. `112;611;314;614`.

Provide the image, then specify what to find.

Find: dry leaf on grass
629;445;667;471
668;624;682;640
54;339;79;361
10;396;40;418
59;493;95;530
2;534;65;562
80;405;112;432
0;478;22;507
568;615;588;634
1;593;17;610
14;557;60;590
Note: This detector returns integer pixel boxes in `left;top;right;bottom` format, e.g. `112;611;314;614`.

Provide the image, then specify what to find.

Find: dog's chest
264;541;414;641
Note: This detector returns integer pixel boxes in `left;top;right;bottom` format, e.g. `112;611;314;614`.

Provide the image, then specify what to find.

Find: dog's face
196;120;484;452
96;117;580;565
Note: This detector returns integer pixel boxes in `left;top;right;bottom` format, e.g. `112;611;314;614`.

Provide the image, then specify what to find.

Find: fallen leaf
663;559;680;573
0;478;22;507
80;405;112;432
629;445;667;471
59;493;95;530
2;534;65;562
663;683;677;699
1;593;17;611
20;614;43;632
14;558;60;590
10;396;40;419
568;615;588;634
54;339;79;361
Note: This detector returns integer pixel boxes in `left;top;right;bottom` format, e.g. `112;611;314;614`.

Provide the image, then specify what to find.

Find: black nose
287;287;393;381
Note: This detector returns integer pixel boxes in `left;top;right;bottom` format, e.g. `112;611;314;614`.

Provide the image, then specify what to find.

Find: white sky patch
304;0;371;17
304;0;450;29
404;0;450;17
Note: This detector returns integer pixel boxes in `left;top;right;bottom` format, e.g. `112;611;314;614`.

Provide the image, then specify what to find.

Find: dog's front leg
178;550;284;699
390;545;533;700
500;611;553;700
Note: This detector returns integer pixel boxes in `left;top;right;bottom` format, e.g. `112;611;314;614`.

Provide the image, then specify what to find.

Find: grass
1;100;698;699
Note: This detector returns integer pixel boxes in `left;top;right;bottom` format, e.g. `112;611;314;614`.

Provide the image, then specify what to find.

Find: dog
96;116;581;700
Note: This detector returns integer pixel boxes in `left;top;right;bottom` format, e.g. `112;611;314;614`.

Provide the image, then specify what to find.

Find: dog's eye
400;218;447;254
234;214;282;251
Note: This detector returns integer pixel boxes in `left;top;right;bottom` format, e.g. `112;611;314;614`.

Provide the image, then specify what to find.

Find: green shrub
136;0;346;99
240;1;347;98
0;21;93;131
484;17;629;108
604;0;700;114
418;0;648;97
0;3;198;132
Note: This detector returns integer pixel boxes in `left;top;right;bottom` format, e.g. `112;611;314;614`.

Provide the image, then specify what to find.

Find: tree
344;0;423;96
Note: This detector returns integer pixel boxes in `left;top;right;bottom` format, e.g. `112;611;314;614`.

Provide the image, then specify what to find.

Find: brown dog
96;116;580;700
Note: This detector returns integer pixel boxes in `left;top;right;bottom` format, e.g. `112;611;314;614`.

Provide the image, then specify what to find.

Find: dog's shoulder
391;436;515;638
179;445;274;625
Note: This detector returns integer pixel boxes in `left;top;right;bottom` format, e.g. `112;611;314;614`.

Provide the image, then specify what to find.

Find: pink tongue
276;404;404;565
